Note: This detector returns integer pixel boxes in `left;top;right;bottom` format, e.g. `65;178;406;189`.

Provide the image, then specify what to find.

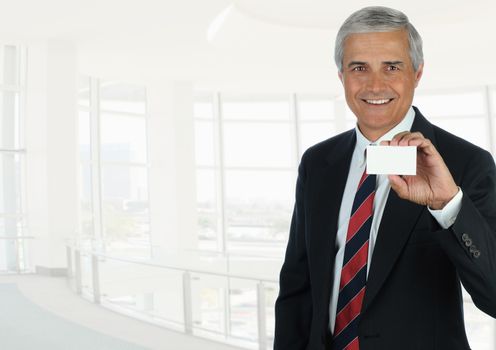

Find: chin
358;118;396;134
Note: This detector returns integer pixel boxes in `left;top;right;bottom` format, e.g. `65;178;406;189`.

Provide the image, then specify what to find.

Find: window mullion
291;93;300;164
485;85;495;155
89;78;104;250
215;91;227;254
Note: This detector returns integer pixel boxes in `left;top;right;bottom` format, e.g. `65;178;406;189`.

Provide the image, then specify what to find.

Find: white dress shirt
328;106;463;332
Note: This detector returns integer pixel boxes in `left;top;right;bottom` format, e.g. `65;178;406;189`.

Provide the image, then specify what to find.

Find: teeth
366;99;391;105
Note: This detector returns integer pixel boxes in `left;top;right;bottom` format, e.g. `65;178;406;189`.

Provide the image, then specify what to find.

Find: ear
414;63;424;88
338;70;344;85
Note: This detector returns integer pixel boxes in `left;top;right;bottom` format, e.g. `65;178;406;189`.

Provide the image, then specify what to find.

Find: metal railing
66;244;279;350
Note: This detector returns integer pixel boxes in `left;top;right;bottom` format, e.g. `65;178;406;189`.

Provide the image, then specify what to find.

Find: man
274;6;496;350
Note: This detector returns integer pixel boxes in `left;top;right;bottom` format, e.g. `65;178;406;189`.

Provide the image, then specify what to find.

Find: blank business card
366;145;417;175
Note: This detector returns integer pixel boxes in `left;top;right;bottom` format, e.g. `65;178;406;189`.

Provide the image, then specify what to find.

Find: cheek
344;80;361;97
391;77;416;93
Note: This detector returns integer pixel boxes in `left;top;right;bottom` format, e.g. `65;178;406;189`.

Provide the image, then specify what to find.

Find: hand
379;131;459;210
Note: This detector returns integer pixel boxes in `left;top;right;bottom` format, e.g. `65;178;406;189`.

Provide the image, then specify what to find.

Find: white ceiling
3;0;278;41
235;0;480;29
2;0;493;40
2;0;496;90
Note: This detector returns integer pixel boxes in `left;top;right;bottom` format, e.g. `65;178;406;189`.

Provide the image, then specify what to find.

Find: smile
363;98;393;105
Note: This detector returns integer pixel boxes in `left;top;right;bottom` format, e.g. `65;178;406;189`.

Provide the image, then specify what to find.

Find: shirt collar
354;106;416;165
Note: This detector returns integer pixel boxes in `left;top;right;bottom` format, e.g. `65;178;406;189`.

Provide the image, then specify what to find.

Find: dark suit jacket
274;107;496;350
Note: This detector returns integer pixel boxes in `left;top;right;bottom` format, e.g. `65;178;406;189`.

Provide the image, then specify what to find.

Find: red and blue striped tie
332;170;376;350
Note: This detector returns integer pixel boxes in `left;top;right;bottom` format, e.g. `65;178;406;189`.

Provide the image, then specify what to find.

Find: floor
0;274;245;350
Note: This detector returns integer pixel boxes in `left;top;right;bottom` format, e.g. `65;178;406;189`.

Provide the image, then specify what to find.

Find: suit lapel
319;130;357;253
309;130;356;314
362;107;437;313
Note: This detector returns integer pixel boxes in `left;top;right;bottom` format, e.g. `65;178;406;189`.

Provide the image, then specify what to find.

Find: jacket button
473;250;481;258
469;245;478;253
464;238;472;247
461;233;470;242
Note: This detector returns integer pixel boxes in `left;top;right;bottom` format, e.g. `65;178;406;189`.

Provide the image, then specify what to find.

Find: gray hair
334;6;423;72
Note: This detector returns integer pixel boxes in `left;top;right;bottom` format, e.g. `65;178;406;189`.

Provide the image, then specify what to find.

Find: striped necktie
332;170;376;350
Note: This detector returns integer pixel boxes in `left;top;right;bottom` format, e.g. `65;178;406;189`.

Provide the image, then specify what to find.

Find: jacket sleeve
274;156;313;349
437;149;496;318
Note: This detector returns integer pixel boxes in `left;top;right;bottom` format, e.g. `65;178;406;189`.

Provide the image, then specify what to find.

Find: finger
391;131;411;142
397;132;425;146
379;140;390;146
390;131;410;146
388;174;409;199
407;138;439;156
391;131;425;146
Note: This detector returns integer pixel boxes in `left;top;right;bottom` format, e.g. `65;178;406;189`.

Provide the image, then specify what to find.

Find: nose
366;71;387;94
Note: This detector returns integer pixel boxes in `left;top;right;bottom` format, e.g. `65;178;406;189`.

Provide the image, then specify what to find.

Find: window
413;88;491;151
194;93;345;255
0;45;28;273
195;94;288;254
297;95;336;155
222;98;295;251
77;78;151;258
194;94;221;251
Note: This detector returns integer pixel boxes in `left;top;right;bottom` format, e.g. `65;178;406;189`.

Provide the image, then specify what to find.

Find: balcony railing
66;244;279;350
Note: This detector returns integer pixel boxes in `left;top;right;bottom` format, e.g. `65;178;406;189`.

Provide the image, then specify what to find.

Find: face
338;30;423;141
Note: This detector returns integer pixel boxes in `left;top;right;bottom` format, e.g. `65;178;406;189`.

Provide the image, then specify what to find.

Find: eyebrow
347;61;367;67
383;61;404;66
347;60;405;67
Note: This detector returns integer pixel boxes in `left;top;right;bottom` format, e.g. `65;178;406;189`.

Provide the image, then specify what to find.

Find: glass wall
0;45;28;273
413;87;491;151
194;93;345;256
77;78;151;258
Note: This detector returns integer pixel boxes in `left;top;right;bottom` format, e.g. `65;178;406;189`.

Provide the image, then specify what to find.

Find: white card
366;145;417;175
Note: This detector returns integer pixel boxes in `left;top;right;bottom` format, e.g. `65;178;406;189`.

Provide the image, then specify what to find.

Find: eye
352;66;366;71
386;65;399;71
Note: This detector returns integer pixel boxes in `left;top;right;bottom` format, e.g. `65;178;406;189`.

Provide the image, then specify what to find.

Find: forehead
342;30;411;62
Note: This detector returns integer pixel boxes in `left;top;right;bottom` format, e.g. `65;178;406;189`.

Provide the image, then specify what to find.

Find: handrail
0;148;26;153
71;245;279;284
184;247;285;260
